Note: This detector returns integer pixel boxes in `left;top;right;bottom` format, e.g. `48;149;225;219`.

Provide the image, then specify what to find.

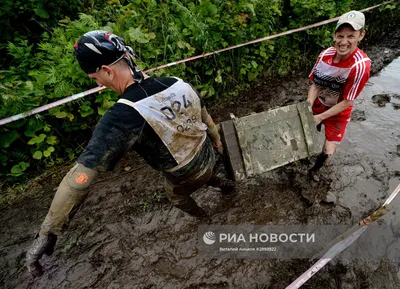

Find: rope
0;1;393;126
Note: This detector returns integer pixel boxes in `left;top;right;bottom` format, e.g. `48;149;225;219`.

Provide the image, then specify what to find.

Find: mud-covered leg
174;196;207;218
309;140;336;179
26;163;97;277
207;154;236;197
164;181;207;218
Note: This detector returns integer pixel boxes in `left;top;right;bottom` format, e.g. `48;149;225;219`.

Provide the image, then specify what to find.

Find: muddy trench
1;26;400;289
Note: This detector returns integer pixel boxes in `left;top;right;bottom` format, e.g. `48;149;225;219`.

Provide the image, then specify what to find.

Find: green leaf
28;138;37;145
43;146;54;158
0;131;20;148
33;151;43;160
34;8;49;19
46;136;58;145
80;108;94;117
27;119;44;133
26;81;34;90
260;51;267;58
25;130;36;137
207;3;218;14
246;4;255;16
66;114;75;122
98;107;108;116
11;165;22;175
215;70;222;83
128;27;154;44
28;134;46;145
177;40;185;49
19;162;29;170
54;111;68;118
248;71;258;81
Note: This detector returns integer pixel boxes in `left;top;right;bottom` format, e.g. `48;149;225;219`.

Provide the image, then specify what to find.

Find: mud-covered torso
77;76;207;172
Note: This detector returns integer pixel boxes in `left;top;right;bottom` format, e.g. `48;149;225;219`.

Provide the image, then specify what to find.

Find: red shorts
312;99;352;144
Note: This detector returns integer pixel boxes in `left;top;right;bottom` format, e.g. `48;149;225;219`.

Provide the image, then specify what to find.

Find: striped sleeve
343;52;371;101
309;47;335;81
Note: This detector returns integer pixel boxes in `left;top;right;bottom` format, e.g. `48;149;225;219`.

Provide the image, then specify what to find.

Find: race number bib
118;78;207;168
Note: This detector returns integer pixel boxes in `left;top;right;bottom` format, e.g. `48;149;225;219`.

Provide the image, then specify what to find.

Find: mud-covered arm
201;106;222;150
26;162;98;277
189;81;223;150
39;163;98;237
26;117;138;277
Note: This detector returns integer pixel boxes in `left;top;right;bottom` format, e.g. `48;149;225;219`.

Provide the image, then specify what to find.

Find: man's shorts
312;98;352;144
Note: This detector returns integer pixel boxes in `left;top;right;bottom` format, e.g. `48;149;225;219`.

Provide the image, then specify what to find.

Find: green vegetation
0;0;398;185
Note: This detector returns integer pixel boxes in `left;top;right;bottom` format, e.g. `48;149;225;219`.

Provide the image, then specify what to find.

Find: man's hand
26;233;57;277
314;114;323;126
213;139;224;156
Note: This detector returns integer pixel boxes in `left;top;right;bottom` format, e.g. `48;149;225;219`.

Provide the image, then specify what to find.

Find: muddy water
334;58;400;213
344;58;400;157
332;58;400;286
1;62;400;289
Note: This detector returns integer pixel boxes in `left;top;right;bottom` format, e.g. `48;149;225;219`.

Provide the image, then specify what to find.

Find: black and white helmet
74;30;143;83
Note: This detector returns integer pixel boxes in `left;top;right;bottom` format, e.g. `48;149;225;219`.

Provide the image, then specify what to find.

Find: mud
371;94;396;107
1;27;400;289
350;110;366;122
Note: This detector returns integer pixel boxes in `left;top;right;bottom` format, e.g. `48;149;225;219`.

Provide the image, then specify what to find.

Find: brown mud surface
1;26;400;289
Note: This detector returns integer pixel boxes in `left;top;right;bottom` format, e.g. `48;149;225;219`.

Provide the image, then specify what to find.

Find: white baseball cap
336;10;365;31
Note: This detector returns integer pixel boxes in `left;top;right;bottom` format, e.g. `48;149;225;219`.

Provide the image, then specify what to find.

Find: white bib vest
118;78;207;171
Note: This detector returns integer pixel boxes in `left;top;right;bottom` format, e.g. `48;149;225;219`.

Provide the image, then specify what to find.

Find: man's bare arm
307;83;319;107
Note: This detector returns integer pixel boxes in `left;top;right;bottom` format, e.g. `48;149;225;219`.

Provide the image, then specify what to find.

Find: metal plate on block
219;120;246;181
221;102;322;181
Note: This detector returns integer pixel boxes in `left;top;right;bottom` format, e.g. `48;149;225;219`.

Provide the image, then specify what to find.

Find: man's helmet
74;30;143;83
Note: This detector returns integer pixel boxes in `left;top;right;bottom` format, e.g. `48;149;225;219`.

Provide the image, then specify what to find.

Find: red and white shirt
309;47;371;115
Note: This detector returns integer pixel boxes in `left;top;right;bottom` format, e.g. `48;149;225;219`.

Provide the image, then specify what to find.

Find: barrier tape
0;1;393;127
285;183;400;289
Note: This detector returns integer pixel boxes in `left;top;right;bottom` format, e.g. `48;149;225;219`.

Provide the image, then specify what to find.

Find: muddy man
26;31;235;277
307;10;371;178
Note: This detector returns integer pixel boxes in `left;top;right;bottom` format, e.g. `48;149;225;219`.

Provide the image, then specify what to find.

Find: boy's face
334;26;365;59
